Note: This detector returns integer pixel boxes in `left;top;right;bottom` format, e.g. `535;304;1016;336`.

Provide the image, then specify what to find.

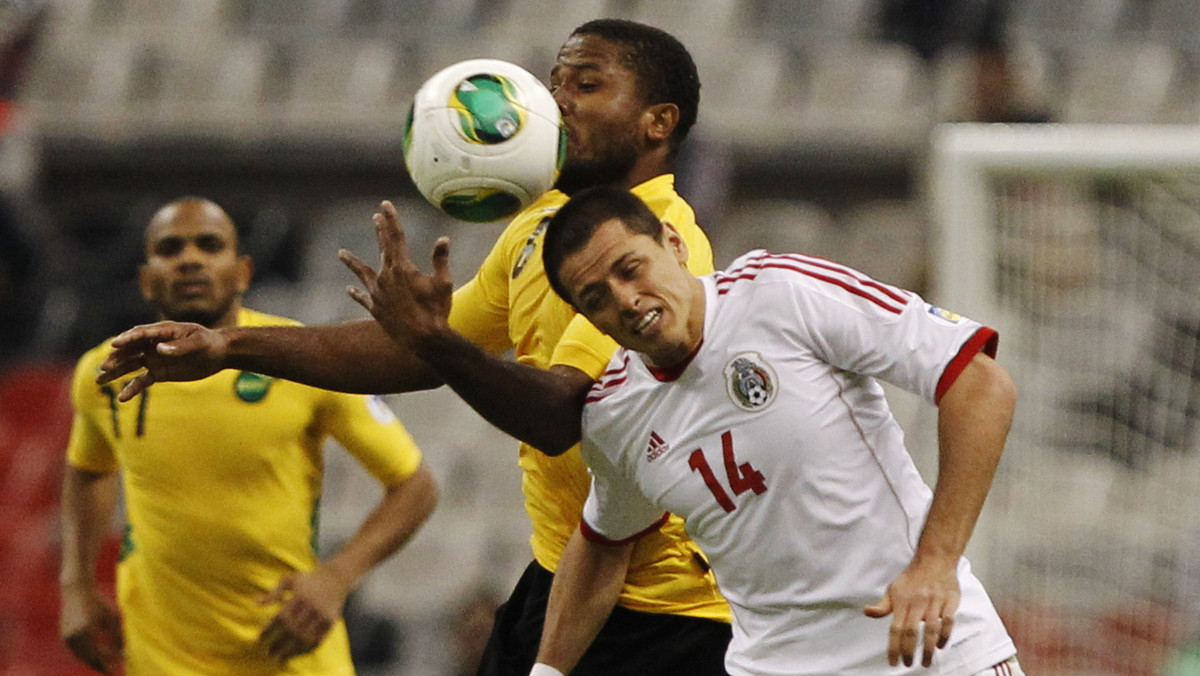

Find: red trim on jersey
717;253;907;314
935;327;1000;403
586;353;631;404
646;340;704;382
579;513;669;546
774;253;910;305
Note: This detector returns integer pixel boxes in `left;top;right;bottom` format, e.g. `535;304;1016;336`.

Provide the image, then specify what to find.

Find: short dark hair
543;185;662;306
569;19;700;158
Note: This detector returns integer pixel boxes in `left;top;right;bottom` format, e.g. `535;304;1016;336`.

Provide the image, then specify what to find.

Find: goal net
928;124;1200;676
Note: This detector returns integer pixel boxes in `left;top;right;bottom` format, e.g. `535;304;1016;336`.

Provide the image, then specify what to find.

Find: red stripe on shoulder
579;513;670;546
586;353;631;404
775;253;911;305
935;327;1000;403
761;256;905;314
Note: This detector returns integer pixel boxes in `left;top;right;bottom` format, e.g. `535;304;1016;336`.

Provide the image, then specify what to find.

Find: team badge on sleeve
927;305;963;325
724;352;777;411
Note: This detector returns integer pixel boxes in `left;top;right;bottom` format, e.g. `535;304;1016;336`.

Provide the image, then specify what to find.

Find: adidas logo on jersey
646;431;670;462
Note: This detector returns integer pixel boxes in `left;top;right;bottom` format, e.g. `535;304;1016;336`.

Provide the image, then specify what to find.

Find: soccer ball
402;58;566;223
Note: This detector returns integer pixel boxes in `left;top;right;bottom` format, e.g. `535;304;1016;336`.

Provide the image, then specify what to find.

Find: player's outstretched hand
863;556;961;668
257;568;349;662
98;321;230;401
60;585;124;674
340;200;454;355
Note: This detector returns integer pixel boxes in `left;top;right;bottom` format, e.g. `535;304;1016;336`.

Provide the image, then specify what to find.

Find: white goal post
928;124;1200;676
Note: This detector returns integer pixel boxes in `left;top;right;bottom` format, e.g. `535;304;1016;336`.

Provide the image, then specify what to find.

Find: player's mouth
173;279;211;298
632;308;662;335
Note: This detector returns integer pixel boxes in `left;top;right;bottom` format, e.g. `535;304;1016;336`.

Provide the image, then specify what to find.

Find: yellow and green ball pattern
448;73;526;145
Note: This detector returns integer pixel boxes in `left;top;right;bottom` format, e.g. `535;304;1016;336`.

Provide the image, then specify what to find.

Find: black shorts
476;560;731;676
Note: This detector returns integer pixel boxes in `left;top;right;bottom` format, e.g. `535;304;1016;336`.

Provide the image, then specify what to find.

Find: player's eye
196;235;227;253
153;239;184;257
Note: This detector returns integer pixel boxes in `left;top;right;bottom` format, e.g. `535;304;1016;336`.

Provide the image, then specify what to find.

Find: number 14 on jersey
687;431;767;512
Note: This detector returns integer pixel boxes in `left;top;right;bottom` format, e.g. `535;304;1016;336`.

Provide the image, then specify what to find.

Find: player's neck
624;151;673;191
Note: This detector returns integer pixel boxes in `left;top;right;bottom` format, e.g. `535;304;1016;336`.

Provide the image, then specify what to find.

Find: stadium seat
1062;42;1188;124
286;38;398;127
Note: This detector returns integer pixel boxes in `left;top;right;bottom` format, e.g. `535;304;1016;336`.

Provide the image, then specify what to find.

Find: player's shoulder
584;350;635;406
716;249;912;312
501;190;567;240
237;307;302;328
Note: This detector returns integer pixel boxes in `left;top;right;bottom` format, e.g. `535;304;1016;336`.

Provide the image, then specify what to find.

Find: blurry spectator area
0;361;121;675
16;0;1200;152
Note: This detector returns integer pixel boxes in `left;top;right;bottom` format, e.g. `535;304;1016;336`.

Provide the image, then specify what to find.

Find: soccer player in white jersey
528;185;1024;676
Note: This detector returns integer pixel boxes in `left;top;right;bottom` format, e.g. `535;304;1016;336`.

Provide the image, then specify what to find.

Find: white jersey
580;250;1016;676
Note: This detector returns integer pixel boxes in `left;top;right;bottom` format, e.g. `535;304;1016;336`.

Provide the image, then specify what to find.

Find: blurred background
2;0;1200;674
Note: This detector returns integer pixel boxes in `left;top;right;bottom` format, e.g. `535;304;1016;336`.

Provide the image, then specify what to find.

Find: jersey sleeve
578;437;668;544
766;252;998;404
448;242;515;356
65;353;118;473
320;392;424;486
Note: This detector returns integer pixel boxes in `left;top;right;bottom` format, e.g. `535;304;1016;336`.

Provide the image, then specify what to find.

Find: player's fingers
263;616;309;661
111;322;186;347
346;285;375;314
102;612;125;653
922;612;944;667
863;593;893;618
938;612;954;649
431;236;452;283
891;604;922;668
258;615;287;655
118;372;156;403
97;353;145;385
65;633;110;674
338;249;380;291
153;331;206;357
375;201;412;264
376;199;410;260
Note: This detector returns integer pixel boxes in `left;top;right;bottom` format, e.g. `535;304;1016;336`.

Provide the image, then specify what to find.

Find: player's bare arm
59;467;124;674
341;201;593;455
865;353;1016;668
534;529;633;675
259;463;439;661
98;317;441;402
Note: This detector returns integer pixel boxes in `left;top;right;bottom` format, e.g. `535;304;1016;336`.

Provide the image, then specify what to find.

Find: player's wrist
529;663;565;676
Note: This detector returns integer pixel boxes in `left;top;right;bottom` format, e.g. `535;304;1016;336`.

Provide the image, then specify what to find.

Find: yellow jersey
449;174;729;621
67;308;424;676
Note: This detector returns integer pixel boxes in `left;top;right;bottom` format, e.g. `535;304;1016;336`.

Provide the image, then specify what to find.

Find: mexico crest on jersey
724;352;777;411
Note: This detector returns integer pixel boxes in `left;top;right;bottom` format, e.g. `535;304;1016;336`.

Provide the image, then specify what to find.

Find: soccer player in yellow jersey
98;20;733;675
59;198;439;676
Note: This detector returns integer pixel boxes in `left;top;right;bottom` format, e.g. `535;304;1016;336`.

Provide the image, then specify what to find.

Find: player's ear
643;102;679;143
236;255;254;293
137;264;153;303
662;221;688;265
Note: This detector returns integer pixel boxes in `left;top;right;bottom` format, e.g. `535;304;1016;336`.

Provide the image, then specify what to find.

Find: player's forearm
919;355;1016;563
408;327;591;455
224;319;442;394
59;467;119;590
537;529;632;673
321;464;438;589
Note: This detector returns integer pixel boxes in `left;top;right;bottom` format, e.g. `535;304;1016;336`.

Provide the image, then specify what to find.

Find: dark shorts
476;560;732;676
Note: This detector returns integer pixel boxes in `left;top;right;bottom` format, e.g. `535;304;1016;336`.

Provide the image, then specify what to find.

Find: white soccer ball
402;58;565;223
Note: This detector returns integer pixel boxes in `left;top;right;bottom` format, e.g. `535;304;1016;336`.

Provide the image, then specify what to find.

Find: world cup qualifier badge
724;352;777;411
